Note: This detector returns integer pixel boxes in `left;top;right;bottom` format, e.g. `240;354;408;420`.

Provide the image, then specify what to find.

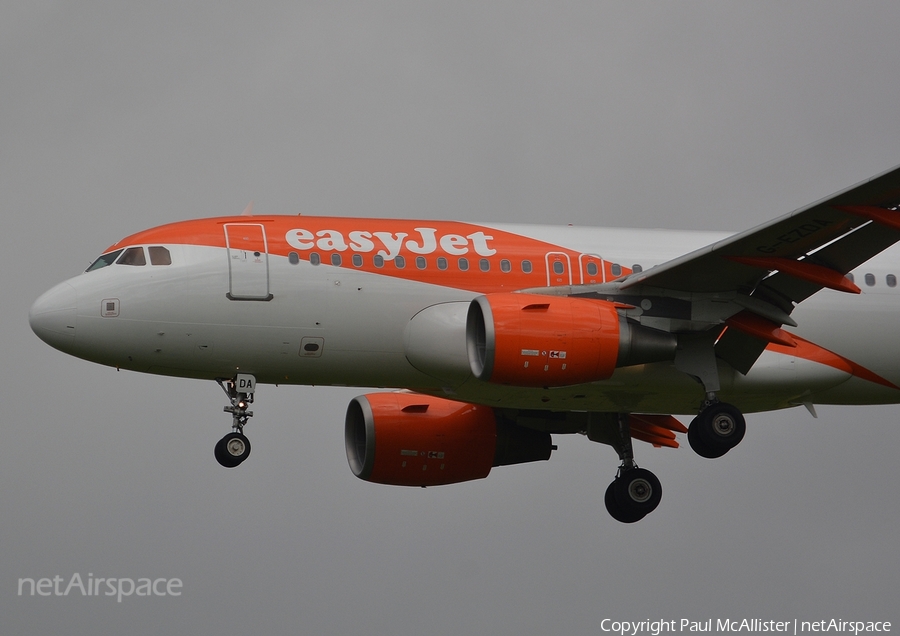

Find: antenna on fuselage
241;201;254;217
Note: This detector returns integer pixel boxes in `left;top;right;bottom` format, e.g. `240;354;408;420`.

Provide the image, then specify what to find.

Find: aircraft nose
29;282;78;351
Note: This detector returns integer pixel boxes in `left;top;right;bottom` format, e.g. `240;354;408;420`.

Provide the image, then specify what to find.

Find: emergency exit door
545;252;572;286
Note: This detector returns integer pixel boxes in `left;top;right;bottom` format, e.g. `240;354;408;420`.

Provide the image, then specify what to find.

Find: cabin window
480;258;490;272
522;260;533;274
888;274;897;288
586;262;598;276
847;272;855;283
149;246;171;265
309;253;321;266
352;254;363;267
552;261;564;275
394;255;406;269
458;258;469;271
865;273;875;287
500;259;511;273
86;249;124;272
611;263;622;277
416;256;427;270
373;255;384;268
117;247;146;266
288;251;300;265
632;264;643;273
437;257;448;270
331;253;342;266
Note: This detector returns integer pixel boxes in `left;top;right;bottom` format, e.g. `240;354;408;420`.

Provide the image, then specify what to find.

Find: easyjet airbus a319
30;165;900;522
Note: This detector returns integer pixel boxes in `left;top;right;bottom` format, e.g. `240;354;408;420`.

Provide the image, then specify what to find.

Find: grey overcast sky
4;3;900;635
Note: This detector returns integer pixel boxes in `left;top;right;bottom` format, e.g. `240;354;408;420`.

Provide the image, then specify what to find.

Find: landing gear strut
596;414;662;523
674;333;748;458
214;374;255;468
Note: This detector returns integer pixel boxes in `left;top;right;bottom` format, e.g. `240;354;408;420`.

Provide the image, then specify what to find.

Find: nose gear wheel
214;431;252;468
214;374;256;467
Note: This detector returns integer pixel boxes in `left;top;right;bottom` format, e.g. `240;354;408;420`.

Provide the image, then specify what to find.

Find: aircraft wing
558;164;900;373
618;162;900;299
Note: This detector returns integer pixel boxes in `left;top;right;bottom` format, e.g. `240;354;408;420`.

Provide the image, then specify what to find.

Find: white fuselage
29;220;900;416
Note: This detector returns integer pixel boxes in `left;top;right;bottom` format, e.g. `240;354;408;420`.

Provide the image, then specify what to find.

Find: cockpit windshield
86;249;124;272
85;245;172;272
148;246;172;265
117;246;146;266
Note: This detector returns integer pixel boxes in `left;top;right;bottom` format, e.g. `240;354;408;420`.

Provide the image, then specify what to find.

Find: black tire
605;480;645;523
705;402;746;447
688;412;727;458
688;403;746;458
613;468;662;516
214;432;251;468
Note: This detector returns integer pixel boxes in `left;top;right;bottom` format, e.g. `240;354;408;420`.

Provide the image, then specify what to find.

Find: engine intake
467;293;676;388
345;392;553;487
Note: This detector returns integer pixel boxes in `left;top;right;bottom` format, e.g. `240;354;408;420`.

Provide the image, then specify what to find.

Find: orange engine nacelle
466;293;622;387
345;392;552;487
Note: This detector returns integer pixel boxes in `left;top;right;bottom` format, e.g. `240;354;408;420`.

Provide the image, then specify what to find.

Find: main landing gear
687;400;746;459
605;466;663;524
214;374;256;468
674;333;747;459
596;414;663;523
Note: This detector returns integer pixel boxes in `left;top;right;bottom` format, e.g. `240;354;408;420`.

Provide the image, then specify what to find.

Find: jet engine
345;392;553;487
466;293;676;387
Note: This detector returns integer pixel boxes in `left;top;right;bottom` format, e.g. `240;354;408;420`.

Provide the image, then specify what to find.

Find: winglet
241;201;254;217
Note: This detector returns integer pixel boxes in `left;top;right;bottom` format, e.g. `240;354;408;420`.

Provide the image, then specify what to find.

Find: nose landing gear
214;374;256;468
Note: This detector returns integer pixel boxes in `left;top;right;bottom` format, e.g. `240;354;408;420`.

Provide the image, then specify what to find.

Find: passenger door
225;223;273;300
